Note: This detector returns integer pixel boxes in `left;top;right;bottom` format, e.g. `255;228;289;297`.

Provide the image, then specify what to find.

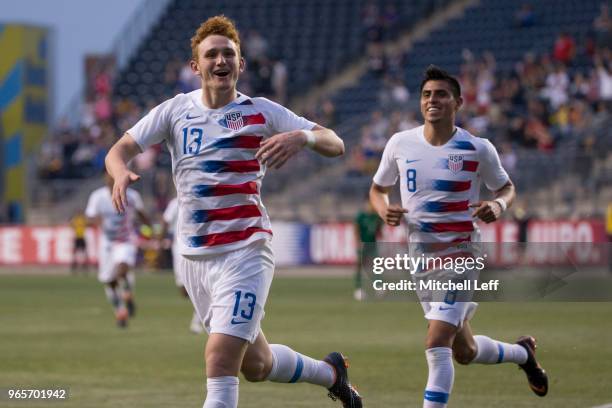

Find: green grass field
1;272;611;407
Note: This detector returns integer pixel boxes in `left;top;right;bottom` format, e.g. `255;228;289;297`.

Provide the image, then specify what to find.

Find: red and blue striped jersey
128;90;315;255
373;126;509;243
85;187;144;244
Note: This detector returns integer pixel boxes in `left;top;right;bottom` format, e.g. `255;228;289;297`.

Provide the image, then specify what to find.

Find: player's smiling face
420;80;462;124
191;34;245;92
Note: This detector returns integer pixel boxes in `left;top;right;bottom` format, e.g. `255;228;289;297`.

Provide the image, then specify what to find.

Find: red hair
190;15;241;59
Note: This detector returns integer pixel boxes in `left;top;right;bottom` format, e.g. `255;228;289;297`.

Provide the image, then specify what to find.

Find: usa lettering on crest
448;154;464;173
225;111;244;130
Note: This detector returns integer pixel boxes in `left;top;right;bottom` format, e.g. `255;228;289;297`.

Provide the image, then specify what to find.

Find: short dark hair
419;65;461;98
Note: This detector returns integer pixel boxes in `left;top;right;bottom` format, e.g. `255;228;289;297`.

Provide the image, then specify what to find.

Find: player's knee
453;344;477;365
206;353;238;377
425;334;454;349
241;360;268;382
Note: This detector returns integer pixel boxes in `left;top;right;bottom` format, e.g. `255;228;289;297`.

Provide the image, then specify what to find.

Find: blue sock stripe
496;343;505;364
424;390;449;403
289;354;304;383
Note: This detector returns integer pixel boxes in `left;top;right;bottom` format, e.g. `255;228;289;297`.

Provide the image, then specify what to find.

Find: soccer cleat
324;352;363;408
516;336;548;397
115;307;129;329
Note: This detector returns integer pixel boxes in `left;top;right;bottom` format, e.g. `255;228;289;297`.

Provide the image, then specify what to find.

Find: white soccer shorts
98;240;137;283
416;268;479;328
420;300;478;328
180;239;274;343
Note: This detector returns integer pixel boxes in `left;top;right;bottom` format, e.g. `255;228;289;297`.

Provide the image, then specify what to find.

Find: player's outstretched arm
105;133;143;213
256;125;344;169
369;183;408;226
470;180;516;223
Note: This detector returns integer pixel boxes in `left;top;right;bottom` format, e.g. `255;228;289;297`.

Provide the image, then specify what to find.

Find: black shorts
74;238;86;250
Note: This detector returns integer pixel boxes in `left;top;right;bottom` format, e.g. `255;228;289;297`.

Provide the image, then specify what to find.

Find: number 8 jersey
373;125;509;243
128;90;315;255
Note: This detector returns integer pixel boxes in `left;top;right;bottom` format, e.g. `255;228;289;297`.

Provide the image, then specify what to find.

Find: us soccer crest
224;111;244;130
448;154;464;173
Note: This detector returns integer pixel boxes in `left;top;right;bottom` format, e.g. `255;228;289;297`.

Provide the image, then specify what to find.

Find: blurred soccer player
105;15;361;408
70;210;89;273
353;195;382;300
370;66;548;407
160;196;204;333
86;172;150;328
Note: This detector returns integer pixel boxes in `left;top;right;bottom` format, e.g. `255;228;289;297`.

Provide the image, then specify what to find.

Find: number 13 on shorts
231;290;257;324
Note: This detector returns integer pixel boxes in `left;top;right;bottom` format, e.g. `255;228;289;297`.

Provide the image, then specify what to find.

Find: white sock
104;286;120;310
423;347;453;408
203;376;238;408
266;344;335;388
472;335;528;365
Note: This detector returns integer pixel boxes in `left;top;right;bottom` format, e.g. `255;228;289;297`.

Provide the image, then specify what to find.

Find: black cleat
324;352;363;408
516;336;548;397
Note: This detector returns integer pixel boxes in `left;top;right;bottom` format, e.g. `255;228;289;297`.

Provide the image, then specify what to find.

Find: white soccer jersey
85;186;144;243
373;125;509;243
128;90;316;255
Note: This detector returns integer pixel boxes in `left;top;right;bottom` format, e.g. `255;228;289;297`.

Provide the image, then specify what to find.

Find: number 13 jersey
128;90;315;255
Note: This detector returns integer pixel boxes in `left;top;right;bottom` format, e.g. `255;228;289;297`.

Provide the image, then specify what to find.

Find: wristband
493;198;507;212
303;130;316;148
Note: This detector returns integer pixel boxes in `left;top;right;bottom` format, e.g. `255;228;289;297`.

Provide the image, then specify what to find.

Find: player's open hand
111;170;141;213
256;130;307;169
469;201;502;223
383;204;408;226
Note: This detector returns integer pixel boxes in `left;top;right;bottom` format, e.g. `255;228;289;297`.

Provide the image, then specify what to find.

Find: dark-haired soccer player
105;15;361;408
86;172;149;327
370;65;548;407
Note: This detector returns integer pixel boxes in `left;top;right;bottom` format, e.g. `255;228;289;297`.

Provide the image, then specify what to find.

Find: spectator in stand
271;58;288;104
378;76;409;108
499;142;518;176
385;48;405;78
367;42;386;77
244;30;268;63
319;99;338;128
593;3;612;50
397;110;420;131
362;1;382;44
569;71;593;101
178;61;201;93
476;53;496;109
514;3;536;28
251;56;274;98
543;63;570;109
552;31;576;65
595;55;612;101
359;124;385;174
381;3;400;41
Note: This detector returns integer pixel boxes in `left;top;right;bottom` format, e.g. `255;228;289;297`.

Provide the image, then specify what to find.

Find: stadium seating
114;0;451;105
28;0;609;225
333;0;602;123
